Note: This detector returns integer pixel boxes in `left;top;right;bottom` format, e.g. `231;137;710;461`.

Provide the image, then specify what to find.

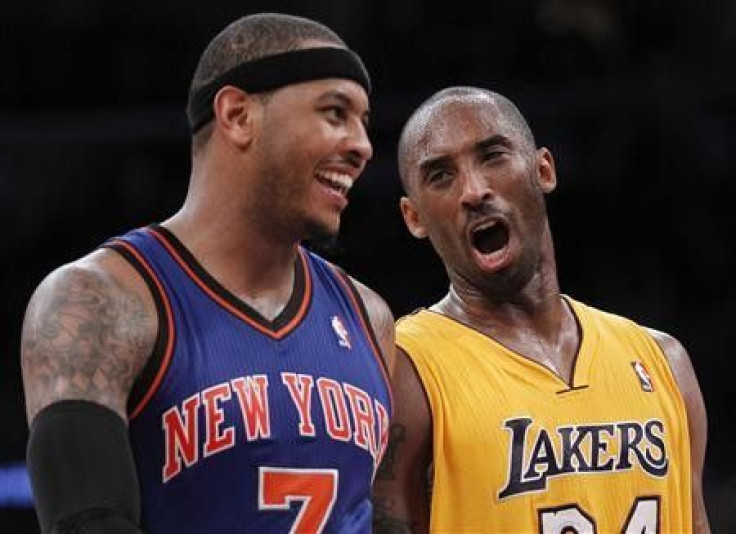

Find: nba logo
331;315;351;349
632;361;654;392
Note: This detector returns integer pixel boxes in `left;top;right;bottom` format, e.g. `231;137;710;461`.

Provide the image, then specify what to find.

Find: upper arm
21;250;157;424
351;278;396;377
647;328;710;533
373;347;432;533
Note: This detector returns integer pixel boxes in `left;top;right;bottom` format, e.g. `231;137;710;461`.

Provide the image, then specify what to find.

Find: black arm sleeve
26;400;143;533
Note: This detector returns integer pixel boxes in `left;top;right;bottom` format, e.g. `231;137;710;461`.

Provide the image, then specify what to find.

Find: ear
212;86;258;148
536;147;557;194
400;196;428;239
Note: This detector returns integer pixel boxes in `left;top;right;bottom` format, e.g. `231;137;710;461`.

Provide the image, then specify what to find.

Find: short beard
478;260;537;302
465;239;541;303
302;220;343;257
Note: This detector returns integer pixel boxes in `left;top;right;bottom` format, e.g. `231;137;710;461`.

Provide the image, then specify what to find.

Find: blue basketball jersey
106;225;392;533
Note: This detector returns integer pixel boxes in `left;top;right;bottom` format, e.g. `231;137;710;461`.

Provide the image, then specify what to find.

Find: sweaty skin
23;17;395;534
372;87;709;533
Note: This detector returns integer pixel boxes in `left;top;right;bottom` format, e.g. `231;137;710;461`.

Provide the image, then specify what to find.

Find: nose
459;168;492;209
345;121;373;165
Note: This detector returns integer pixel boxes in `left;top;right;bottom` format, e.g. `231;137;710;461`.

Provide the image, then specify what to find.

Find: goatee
303;222;343;257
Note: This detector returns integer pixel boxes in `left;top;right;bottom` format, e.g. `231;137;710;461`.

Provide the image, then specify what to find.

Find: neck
436;279;564;339
433;233;581;383
441;221;563;331
436;283;579;383
163;168;300;319
169;207;297;275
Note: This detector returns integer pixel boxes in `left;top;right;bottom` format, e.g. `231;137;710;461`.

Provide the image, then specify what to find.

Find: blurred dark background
2;0;735;531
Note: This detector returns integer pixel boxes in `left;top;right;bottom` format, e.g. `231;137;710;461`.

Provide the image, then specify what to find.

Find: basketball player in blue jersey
21;13;394;533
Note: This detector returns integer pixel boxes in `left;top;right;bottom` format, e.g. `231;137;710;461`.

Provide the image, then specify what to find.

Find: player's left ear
535;147;557;194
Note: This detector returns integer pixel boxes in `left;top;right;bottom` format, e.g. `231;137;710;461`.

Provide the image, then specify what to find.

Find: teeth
474;220;498;232
316;170;353;194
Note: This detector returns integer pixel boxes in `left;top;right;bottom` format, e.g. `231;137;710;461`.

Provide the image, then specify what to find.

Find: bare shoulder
348;276;396;377
645;328;702;397
21;248;158;423
644;326;707;439
645;328;710;532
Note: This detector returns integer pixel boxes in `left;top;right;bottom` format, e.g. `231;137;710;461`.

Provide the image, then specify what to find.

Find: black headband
187;47;371;133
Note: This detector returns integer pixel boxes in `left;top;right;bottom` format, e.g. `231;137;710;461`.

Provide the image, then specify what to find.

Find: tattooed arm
21;249;157;532
373;347;432;533
21;248;157;423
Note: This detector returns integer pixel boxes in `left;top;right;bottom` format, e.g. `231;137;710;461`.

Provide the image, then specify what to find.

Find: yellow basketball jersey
396;297;691;533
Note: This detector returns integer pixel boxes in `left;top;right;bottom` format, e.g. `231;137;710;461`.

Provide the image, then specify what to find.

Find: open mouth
315;170;353;196
471;220;510;255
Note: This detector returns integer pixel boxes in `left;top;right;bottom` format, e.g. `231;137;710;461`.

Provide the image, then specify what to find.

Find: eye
323;105;348;124
426;169;453;186
481;149;505;163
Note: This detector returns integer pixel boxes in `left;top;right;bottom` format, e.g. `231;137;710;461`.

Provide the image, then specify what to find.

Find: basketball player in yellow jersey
372;87;710;533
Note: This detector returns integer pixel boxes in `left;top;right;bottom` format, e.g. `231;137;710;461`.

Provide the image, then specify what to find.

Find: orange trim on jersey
330;267;394;410
111;239;176;420
148;227;312;340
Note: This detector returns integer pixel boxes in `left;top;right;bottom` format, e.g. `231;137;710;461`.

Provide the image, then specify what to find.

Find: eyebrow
317;90;371;126
474;134;513;153
418;154;452;177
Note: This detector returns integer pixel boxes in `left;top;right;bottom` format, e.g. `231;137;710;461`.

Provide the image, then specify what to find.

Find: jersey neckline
416;295;599;391
147;224;312;340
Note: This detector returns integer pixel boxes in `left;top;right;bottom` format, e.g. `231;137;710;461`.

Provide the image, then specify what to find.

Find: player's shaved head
398;87;536;196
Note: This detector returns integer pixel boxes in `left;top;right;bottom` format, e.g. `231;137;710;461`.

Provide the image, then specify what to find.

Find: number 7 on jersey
259;467;339;533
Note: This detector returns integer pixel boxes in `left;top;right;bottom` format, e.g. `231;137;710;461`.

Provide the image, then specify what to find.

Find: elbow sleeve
26;400;142;533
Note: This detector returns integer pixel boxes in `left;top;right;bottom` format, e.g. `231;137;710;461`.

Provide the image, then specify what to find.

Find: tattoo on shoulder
21;266;153;420
372;504;417;533
376;424;407;481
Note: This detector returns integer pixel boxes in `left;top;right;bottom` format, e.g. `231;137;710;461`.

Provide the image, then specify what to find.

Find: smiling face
248;66;372;243
399;90;557;300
